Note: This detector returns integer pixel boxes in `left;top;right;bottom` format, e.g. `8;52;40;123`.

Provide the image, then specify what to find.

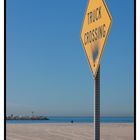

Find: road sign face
80;0;112;78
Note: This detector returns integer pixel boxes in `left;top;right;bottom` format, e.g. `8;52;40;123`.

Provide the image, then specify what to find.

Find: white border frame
136;0;139;139
0;0;138;140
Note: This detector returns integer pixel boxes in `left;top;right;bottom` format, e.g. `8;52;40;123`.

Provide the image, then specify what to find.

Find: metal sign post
94;65;100;140
80;0;112;140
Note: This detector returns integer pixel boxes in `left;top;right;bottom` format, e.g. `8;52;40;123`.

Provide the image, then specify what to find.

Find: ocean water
6;116;134;124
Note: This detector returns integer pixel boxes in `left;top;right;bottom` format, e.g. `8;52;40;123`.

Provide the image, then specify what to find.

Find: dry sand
6;123;133;140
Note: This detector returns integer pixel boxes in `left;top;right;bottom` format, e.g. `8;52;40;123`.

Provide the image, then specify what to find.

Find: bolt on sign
80;0;112;78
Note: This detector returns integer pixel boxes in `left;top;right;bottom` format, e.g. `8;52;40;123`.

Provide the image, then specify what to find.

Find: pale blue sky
7;0;134;116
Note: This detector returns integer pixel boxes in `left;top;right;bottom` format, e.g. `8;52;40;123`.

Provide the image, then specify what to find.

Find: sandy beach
6;123;133;140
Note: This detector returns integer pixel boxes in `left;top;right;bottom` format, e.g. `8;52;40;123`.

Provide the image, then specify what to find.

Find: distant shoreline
6;118;49;120
6;116;134;124
6;116;49;121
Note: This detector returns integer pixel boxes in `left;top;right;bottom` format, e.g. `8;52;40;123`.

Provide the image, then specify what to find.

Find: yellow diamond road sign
80;0;112;78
